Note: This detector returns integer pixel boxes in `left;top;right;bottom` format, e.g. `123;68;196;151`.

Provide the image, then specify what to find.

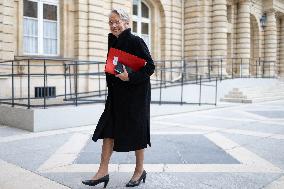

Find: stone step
232;88;240;92
227;91;244;95
224;94;247;99
252;95;284;102
244;86;284;92
220;82;284;103
223;88;248;99
246;90;284;98
220;98;252;103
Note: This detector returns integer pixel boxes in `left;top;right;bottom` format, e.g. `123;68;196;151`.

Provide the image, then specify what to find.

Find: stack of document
105;48;146;75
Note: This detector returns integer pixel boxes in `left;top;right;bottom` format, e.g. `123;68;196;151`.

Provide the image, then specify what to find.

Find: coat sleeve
106;73;114;87
128;38;155;85
106;34;116;90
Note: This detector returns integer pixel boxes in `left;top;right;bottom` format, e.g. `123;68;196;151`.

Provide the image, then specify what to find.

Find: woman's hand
115;67;129;81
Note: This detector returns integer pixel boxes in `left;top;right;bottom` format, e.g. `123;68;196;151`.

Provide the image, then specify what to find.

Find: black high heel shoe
126;170;147;187
82;174;109;188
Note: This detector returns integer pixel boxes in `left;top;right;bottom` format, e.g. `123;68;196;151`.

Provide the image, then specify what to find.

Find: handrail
0;57;277;108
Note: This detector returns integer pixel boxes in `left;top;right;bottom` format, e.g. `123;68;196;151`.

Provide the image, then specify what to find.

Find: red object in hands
105;48;146;75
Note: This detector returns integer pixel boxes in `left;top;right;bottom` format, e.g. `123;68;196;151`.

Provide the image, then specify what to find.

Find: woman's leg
131;149;144;181
92;138;114;180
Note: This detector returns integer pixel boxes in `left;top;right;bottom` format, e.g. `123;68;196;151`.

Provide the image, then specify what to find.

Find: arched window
132;0;151;49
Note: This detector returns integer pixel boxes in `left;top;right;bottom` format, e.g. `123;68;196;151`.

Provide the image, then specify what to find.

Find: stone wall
0;0;15;61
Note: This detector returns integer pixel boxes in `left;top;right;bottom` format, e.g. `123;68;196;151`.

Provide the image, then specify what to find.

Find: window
132;0;151;49
23;0;59;56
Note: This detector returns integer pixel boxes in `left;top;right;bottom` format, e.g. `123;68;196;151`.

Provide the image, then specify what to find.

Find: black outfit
92;28;155;152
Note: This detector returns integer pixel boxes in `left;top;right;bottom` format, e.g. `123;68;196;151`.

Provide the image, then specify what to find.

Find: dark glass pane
133;5;138;15
133;21;137;33
43;4;57;21
141;2;149;18
132;0;138;16
24;0;38;18
142;22;149;34
133;0;138;15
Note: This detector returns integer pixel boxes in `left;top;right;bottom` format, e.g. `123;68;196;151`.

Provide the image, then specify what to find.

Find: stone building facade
1;0;284;73
0;0;284;99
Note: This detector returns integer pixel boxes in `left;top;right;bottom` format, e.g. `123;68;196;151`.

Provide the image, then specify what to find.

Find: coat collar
108;28;131;41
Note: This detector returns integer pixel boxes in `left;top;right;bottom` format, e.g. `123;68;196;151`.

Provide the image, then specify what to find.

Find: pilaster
196;0;210;58
184;0;200;59
88;0;108;62
237;0;250;76
264;10;277;77
74;0;89;60
212;0;227;58
212;0;227;75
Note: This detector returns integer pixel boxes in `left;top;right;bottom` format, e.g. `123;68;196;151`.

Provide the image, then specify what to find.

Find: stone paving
1;99;284;188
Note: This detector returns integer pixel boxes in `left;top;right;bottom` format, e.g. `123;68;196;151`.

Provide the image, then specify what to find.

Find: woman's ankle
134;167;144;173
92;170;108;179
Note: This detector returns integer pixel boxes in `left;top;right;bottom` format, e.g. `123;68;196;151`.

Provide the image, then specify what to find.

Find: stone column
264;10;277;77
212;0;227;76
279;17;284;77
184;0;198;58
199;0;211;75
237;0;250;76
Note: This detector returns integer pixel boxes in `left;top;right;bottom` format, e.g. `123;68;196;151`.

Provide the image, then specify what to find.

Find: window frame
132;0;151;50
23;0;60;56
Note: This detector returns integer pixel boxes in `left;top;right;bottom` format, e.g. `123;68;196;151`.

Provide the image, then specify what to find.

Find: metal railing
0;58;106;108
153;57;276;81
0;57;276;108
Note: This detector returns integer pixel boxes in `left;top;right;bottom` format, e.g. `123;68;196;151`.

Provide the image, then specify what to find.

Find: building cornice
273;0;284;15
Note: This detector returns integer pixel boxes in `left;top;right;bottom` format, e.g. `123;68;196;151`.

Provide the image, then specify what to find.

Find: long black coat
92;28;155;152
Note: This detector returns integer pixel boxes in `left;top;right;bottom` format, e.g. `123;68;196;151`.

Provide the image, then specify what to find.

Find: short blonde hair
109;8;130;23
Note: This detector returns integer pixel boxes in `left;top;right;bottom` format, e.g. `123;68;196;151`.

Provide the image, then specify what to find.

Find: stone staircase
220;79;284;103
220;88;252;103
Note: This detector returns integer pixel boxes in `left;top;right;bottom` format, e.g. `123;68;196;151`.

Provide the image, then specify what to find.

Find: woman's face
109;13;128;37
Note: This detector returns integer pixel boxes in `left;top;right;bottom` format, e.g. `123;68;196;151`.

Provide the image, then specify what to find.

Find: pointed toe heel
82;174;109;188
126;170;147;187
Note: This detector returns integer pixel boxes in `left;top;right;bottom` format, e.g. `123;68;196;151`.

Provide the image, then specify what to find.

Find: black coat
92;28;155;152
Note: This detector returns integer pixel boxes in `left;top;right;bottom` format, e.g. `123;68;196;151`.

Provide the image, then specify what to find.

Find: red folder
105;48;146;75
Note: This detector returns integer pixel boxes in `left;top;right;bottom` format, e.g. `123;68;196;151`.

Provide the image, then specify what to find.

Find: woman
82;8;155;188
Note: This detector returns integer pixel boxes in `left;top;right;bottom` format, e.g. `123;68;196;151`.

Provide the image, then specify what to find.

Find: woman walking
82;8;155;188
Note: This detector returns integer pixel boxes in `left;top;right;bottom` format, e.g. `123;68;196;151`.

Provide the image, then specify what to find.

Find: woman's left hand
115;67;129;81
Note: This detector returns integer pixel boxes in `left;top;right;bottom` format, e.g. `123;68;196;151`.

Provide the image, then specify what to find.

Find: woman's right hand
115;67;129;81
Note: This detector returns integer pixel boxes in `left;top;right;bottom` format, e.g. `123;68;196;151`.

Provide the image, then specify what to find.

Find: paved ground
1;77;284;189
1;98;284;189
